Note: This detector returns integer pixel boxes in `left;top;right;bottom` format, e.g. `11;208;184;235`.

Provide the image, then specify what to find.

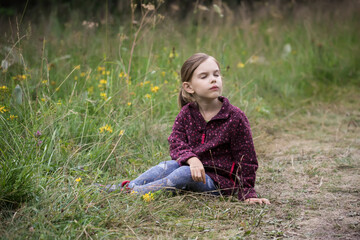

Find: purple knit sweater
168;96;258;200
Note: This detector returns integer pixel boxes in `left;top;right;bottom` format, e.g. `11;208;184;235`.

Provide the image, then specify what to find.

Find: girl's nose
210;78;216;83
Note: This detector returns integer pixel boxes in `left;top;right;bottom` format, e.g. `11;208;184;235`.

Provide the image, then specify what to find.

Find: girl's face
183;58;223;101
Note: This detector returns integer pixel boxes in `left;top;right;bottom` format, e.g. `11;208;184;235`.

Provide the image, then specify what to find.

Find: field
0;1;359;239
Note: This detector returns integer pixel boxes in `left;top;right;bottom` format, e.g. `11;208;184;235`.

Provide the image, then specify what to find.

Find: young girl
102;53;270;204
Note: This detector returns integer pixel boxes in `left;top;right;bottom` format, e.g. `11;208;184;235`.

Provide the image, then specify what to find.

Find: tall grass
0;1;359;238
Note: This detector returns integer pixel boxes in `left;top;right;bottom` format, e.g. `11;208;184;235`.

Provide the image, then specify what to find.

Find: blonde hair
178;53;220;108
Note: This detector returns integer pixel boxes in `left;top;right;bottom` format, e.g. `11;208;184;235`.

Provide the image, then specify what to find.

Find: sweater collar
189;96;230;123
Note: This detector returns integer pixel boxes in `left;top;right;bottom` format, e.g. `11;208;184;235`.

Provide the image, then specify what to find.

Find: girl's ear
183;82;195;94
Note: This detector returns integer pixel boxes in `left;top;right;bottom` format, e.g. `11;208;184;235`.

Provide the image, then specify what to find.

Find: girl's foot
94;180;131;193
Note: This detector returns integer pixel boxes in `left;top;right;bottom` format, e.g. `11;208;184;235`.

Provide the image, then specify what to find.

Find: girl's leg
132;166;219;195
128;160;180;188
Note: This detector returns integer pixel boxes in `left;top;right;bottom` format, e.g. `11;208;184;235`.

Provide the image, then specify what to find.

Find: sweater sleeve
231;112;258;200
168;109;198;165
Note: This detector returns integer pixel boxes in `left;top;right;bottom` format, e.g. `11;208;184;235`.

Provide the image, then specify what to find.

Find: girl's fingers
245;198;271;205
191;170;197;182
245;199;256;204
196;168;205;183
190;166;205;182
261;198;271;205
201;169;206;184
190;167;199;182
197;170;204;183
255;199;263;204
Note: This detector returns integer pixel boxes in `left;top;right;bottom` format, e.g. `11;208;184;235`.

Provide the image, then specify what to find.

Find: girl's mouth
210;86;219;90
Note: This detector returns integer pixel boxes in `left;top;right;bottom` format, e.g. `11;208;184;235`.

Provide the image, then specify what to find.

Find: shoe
121;180;132;193
93;180;131;193
121;180;130;188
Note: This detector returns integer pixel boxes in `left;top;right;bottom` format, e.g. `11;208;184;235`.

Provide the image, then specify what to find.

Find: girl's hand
244;198;271;205
186;157;206;184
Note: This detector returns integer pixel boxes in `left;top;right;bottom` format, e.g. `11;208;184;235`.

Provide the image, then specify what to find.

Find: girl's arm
168;110;198;165
231;111;258;200
168;110;207;183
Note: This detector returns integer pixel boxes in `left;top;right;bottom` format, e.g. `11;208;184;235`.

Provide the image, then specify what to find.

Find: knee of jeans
158;160;179;170
177;166;192;178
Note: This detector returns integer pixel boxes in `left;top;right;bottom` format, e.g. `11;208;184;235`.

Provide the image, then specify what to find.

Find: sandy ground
253;102;360;239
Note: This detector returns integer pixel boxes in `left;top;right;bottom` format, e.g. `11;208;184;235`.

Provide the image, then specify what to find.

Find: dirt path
254;101;360;239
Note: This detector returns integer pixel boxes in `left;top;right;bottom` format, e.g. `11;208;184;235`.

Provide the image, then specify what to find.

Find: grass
1;1;360;239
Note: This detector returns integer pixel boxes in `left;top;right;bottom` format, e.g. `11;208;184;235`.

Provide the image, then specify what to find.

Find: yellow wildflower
161;71;165;77
99;124;113;133
51;81;56;86
100;92;108;100
57;100;62;105
74;76;78;80
99;79;107;84
12;75;27;81
75;177;82;182
106;71;110;75
151;86;160;93
80;72;86;77
0;85;8;90
237;62;245;68
55;87;60;92
164;80;168;84
145;94;151;99
142;192;154;202
41;98;46;102
102;70;106;75
41;80;47;84
0;106;8;113
7;115;18;120
87;86;94;94
169;50;179;59
119;130;125;136
127;102;132;106
144;81;150;85
139;82;144;87
75;65;81;70
119;72;124;78
106;125;113;133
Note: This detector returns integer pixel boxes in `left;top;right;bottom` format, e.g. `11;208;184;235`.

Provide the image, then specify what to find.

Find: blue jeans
128;160;219;195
